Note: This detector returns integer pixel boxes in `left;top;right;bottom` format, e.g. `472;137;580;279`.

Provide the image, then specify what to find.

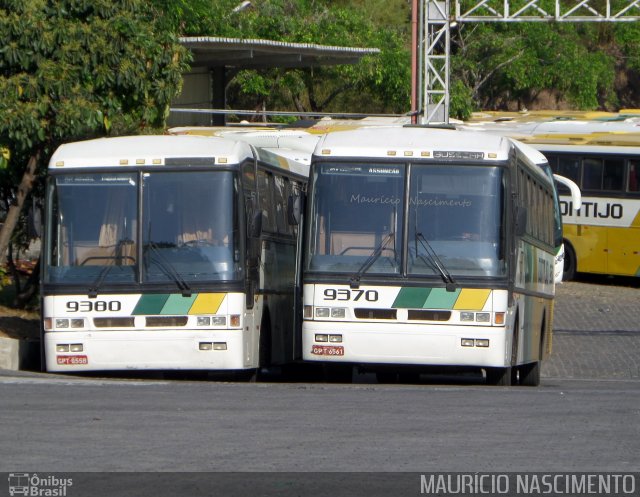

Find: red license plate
57;355;88;365
311;345;344;356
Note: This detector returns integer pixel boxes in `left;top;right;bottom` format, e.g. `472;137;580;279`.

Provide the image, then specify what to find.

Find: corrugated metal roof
179;36;380;69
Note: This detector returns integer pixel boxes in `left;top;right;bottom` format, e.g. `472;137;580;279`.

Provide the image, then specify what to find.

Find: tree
155;0;411;117
450;22;627;115
0;0;189;300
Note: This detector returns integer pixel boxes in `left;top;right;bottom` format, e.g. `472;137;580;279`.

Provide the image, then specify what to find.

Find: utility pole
417;0;640;124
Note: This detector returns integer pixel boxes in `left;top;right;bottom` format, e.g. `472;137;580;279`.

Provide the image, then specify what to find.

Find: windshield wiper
87;239;136;298
88;265;113;298
145;241;192;297
414;232;456;292
350;232;395;289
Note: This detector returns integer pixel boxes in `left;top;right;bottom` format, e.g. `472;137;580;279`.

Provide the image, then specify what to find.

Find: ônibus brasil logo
8;473;73;496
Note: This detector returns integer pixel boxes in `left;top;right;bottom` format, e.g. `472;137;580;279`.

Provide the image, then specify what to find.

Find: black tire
563;241;577;281
398;372;421;384
258;314;271;369
520;322;544;387
485;366;514;386
234;369;258;382
376;371;399;384
519;361;540;387
487;315;519;386
324;364;353;383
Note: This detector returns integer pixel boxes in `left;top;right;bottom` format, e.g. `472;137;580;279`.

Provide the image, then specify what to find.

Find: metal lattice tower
420;0;640;124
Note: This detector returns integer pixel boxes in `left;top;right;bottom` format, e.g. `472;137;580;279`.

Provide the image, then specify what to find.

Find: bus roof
459;120;640;150
49;135;254;169
466;109;640;124
169;126;316;176
313;126;514;161
528;142;640;155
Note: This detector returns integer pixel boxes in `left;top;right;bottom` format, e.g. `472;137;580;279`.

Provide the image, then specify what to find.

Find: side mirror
553;174;582;211
515;208;527;237
287;194;301;225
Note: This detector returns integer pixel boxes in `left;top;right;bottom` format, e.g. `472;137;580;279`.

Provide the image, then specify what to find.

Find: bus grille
145;316;189;327
407;310;451;321
354;308;397;320
94;317;135;328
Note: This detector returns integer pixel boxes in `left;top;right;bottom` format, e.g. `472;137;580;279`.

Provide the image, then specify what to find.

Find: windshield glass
142;171;239;283
305;163;404;274
408;165;505;277
45;170;240;285
45;173;138;284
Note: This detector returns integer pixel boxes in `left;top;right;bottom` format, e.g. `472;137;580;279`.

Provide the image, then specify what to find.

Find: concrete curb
0;336;40;371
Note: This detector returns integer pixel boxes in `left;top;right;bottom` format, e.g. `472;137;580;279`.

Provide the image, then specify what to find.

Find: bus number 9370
323;289;378;301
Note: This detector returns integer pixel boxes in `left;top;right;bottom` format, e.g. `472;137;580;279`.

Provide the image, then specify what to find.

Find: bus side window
583;158;603;190
257;170;276;233
603;159;624;191
273;175;290;235
553;156;581;192
628;161;639;193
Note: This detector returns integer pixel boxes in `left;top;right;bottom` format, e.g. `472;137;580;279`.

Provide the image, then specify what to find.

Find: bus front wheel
563;241;577;281
485;367;516;386
519;361;540;386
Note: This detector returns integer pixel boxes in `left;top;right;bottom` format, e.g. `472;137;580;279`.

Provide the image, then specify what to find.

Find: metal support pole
423;0;450;124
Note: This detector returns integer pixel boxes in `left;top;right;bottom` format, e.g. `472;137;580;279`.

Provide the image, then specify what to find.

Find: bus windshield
45;170;240;286
306;163;404;274
408;165;506;278
305;162;506;278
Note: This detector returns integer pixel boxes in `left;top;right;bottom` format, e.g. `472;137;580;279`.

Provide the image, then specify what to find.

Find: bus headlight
316;308;330;318
331;308;346;318
197;316;211;326
315;307;346;319
460;312;475;322
211;316;227;326
476;313;491;323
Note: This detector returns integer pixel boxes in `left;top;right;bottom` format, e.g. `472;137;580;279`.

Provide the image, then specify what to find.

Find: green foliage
449;80;475;121
451;22;621;112
0;0;189;155
153;0;411;115
0;0;189;275
160;0;639;118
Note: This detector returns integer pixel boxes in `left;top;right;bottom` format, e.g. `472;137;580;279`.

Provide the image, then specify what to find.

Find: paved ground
0;275;638;379
544;275;640;379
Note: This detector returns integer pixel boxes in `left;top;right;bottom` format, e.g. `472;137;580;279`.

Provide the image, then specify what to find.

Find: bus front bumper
302;321;510;368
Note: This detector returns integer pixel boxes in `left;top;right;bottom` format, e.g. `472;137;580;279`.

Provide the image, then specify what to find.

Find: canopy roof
180;36;380;69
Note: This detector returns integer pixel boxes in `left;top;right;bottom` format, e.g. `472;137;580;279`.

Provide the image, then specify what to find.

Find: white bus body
302;126;556;385
42;135;308;373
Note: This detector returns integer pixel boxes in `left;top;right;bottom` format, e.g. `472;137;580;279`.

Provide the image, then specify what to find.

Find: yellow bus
462;118;640;279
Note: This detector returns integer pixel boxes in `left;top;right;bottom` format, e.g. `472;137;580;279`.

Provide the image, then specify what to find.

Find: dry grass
0;304;40;340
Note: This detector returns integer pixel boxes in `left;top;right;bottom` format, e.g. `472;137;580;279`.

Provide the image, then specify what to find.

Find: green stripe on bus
132;294;170;315
423;288;461;309
161;294;198;315
392;287;432;308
